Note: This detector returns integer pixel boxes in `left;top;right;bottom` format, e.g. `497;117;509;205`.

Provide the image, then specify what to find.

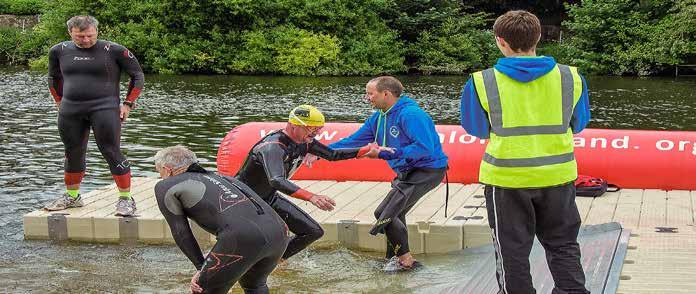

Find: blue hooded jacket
460;56;591;138
330;96;448;173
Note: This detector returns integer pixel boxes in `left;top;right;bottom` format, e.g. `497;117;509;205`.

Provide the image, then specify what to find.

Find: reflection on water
0;242;481;293
1;67;694;292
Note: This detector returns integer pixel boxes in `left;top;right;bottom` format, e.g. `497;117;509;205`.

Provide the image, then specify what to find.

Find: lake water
1;68;694;292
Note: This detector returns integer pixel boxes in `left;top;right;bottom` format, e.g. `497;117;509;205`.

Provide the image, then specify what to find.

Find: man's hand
379;146;396;154
309;194;336;211
303;154;320;168
363;143;396;159
190;270;202;293
120;105;132;122
361;142;381;158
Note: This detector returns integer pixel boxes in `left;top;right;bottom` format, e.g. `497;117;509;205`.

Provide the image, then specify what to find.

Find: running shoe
44;193;83;211
115;197;137;217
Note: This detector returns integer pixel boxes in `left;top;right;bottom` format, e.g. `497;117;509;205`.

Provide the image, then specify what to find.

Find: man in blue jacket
330;76;448;272
460;10;590;293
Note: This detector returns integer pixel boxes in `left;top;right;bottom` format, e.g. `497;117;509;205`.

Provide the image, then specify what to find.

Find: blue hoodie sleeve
329;114;376;149
570;75;591;134
459;78;491;139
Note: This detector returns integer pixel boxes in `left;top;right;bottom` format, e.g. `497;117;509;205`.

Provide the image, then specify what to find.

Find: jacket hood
493;56;557;82
386;95;417;114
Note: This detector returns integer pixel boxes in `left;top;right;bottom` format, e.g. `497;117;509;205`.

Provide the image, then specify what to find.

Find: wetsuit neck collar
281;128;306;145
73;39;100;50
186;162;208;173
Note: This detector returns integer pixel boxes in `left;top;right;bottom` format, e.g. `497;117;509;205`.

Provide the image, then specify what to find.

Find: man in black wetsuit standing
154;145;288;294
44;15;144;216
236;105;382;261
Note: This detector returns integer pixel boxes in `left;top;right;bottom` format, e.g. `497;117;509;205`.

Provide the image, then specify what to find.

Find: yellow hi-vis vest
472;64;582;188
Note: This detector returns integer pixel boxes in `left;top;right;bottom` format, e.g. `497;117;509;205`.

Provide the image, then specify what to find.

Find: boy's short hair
493;10;541;52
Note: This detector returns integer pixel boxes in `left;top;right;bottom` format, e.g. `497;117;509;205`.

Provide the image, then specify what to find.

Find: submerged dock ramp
439;222;629;293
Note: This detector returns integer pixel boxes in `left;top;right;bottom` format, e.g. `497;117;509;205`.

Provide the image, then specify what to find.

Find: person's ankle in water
399;253;415;267
272;258;288;273
383;253;423;273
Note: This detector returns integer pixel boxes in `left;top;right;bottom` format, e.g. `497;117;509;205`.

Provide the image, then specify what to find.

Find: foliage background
0;0;693;75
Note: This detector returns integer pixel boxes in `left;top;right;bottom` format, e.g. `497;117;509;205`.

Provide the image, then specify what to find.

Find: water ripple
1;68;695;291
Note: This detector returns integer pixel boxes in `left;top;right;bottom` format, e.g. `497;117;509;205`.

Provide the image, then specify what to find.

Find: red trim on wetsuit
290;189;313;201
112;171;131;190
64;171;85;186
49;87;62;103
49;83;62;103
356;145;371;158
125;86;142;103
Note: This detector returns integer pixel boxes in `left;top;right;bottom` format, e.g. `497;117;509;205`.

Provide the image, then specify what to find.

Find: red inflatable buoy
217;122;696;190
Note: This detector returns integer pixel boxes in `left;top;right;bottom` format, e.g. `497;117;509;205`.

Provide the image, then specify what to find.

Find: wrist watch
123;101;135;109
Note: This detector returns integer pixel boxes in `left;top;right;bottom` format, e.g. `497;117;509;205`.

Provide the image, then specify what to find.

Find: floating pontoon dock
23;177;696;293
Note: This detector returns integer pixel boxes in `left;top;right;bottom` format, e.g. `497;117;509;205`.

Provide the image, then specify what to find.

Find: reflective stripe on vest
472;63;581;188
480;65;576;168
482;64;574;137
482;152;574;167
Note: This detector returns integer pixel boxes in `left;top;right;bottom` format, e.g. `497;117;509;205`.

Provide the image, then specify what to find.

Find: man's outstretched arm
257;144;336;210
308;140;375;161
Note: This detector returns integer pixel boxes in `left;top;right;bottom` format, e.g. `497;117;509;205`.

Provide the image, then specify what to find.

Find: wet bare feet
272;258;289;273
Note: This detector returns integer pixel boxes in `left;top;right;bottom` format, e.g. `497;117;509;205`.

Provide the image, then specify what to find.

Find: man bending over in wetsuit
44;15;144;216
236;105;382;261
154;145;288;294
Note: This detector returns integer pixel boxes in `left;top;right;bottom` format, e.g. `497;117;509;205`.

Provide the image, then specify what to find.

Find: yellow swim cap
288;105;325;127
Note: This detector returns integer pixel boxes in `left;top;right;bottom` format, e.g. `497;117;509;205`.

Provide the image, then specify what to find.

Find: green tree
412;14;498;74
0;0;45;15
564;0;694;75
232;26;342;76
648;0;696;66
381;0;498;73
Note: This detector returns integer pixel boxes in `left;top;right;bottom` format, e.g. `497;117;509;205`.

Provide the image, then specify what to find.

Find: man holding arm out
330;76;448;272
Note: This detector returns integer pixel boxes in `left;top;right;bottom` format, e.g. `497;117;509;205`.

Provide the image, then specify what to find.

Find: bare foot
398;254;415;267
272;258;289;273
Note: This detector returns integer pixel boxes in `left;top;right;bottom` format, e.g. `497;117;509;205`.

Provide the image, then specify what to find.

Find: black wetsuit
155;164;288;294
236;131;363;259
48;40;144;180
